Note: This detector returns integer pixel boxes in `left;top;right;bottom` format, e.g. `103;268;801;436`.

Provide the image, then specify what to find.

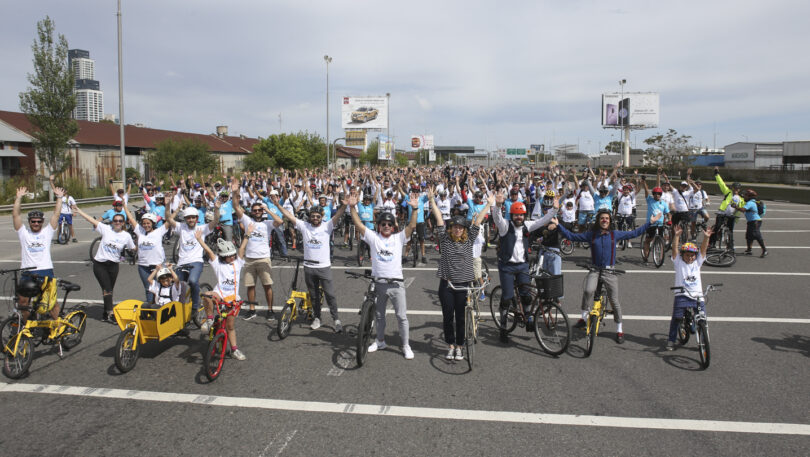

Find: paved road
0;200;808;456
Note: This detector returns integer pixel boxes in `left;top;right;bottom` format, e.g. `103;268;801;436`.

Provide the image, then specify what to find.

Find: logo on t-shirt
27;241;46;252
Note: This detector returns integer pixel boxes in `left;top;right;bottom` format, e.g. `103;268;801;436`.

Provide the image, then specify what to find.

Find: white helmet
181;207;198;219
204;211;214;223
156;267;172;279
217;238;237;257
141;212;158;224
155;192;165;199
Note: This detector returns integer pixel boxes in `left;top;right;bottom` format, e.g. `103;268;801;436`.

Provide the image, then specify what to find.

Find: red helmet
652;187;663;194
509;201;527;215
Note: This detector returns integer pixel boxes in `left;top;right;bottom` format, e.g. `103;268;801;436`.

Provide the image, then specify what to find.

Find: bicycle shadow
100;332;201;376
621;331;706;371
475;323;557;359
751;334;810;358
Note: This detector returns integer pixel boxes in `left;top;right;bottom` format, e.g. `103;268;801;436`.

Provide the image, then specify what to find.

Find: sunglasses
379;222;394;227
113;219;125;223
29;219;44;224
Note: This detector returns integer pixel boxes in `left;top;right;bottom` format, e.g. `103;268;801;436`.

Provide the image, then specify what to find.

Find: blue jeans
668;295;705;342
497;262;530;302
179;262;204;311
137;265;156;303
273;225;288;256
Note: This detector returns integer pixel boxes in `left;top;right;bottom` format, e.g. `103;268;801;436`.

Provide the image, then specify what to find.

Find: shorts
22;269;54;280
473;257;482;280
671;211;689;226
58;214;73;225
577;210;595;226
646;225;664;238
414;222;425;241
690;209;709;221
243;257;273;287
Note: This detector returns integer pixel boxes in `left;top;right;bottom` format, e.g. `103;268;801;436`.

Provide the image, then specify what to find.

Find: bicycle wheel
277;301;296;339
489;287;517;333
534;301;571;356
481;224;489;252
560;237;574;256
677;317;690;345
57;224;69;244
617;223;628;250
204;332;227;381
3;334;34;379
697;320;710;369
60;310;87;350
0;317;21;350
411;241;418;267
652;237;665;268
464;306;475;370
114;329;140;373
192;283;212;328
356;299;375;367
584;315;598;357
89;237;101;260
357;240;364;266
704;251;736;268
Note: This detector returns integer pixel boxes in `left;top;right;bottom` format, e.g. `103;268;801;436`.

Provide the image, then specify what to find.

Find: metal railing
0;195;143;213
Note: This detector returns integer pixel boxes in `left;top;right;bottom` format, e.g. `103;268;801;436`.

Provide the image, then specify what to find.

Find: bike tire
57;224;69;244
171;238;181;264
277;302;295;339
356;240;364;266
481;224;489;253
465;306;475;371
489;287;517;333
653;237;665;268
534;301;571;357
704;251;736;268
204;332;227;381
0;317;21;350
114;329;140;373
2;334;34;379
356;299;375;367
193;283;212;328
697;320;711;369
89;237;101;260
584;315;598;358
60;310;87;350
560;237;574;256
412;240;418;268
677;317;690;345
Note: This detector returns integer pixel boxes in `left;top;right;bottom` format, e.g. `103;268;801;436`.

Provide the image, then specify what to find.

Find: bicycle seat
60;282;81;292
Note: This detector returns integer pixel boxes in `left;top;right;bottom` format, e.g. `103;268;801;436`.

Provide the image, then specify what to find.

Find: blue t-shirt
196;207;207;226
146;202;165;227
102;208;127;222
645;195;670;226
466;197;488;222
357;203;375;229
594;194;613;211
406;195;429;223
262;197;284;219
743;200;761;222
218;200;233;226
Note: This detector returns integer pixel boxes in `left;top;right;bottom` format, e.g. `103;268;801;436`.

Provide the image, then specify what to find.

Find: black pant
710;214;735;248
746;220;765;250
438;279;468;345
93;260;120;314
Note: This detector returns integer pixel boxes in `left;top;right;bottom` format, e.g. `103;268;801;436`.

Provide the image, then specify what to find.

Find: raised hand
53;186;65;198
651;211;663;224
408;194;419;209
194;228;205;243
673;224;683;237
346;193;358;206
703;226;714;237
16;187;28;199
486;193;496;207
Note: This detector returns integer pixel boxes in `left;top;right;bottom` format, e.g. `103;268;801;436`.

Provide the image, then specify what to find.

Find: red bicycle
203;297;255;381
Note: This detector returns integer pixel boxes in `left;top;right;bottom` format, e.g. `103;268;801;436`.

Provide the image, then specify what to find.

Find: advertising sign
377;134;393;161
602;92;659;128
530;144;544;153
411;134;435;162
345;129;367;149
342;96;389;129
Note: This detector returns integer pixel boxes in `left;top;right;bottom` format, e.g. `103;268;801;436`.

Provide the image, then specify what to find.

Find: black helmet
732;182;742;189
27;210;44;220
377;212;396;226
17;277;40;298
308;205;324;216
448;215;468;229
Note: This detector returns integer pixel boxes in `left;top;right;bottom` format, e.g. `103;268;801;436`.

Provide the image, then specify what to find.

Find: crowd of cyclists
9;162;770;363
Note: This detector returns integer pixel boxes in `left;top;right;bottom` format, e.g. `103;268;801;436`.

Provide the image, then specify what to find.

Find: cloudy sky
2;0;809;154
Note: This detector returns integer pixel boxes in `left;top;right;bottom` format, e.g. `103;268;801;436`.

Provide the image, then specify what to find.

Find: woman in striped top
429;188;495;361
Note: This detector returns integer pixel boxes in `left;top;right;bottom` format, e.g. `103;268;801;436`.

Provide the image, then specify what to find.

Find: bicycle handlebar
670;284;722;299
576;263;626;275
0;266;36;275
446;280;489;292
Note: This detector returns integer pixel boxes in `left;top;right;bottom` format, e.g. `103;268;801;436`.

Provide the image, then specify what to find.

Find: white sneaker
232;349;246;361
201;319;213;332
334;319;343;333
311;318;321;330
627;242;633;248
445;347;455;360
403;345;414;360
368;340;386;352
454;347;463;361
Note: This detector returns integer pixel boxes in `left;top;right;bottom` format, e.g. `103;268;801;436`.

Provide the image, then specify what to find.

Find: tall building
69;49;104;122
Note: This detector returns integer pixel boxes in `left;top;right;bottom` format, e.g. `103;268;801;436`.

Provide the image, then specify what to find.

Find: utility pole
324;55;332;170
117;0;126;185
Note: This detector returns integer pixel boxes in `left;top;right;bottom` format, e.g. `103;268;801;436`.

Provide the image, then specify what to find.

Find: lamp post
386;93;390;164
117;0;125;185
324;55;332;170
619;79;628;166
332;137;345;168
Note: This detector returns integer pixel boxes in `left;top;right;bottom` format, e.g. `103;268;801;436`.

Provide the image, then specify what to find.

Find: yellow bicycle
277;258;314;339
578;263;625;357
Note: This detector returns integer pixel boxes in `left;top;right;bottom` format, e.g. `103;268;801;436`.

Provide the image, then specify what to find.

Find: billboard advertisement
411;134;435;162
602;93;659;128
342;96;388;129
345;129;367;149
377;134;393;161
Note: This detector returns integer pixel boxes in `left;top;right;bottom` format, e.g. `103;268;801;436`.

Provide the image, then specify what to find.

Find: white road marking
1;382;808;436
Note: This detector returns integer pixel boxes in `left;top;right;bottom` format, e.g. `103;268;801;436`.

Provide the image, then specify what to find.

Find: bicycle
447;276;490;370
56;215;71;245
705;214;736;268
577;263;625;357
1;271;88;379
203;296;257;381
641;225;667;268
489;269;570;356
615;216;635;250
276;257;314;339
671;283;721;369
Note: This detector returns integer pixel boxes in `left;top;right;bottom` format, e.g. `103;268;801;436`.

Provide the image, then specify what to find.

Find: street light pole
117;0;126;185
619;78;629;166
324;55;332;170
386;93;390;164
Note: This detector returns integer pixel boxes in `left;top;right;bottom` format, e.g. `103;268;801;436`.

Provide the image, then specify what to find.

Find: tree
147;138;219;174
604;141;623;154
360;140;379;165
643;129;695;167
393;153;409;167
242;146;274;172
18;16;78;179
250;131;328;171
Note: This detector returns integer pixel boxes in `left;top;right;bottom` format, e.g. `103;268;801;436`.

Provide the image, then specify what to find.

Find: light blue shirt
646;195;670;226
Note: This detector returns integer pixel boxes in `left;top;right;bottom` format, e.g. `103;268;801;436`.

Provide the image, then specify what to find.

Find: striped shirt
436;225;480;283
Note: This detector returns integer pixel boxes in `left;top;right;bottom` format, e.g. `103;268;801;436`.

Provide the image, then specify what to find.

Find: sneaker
106;313;117;325
419;258;428;265
574;318;586;329
760;250;769;258
627;242;632;248
71;238;77;243
311;317;321;330
446;347;455;360
232;349;246;361
201;319;214;332
526;316;535;332
616;332;625;344
479;291;486;301
266;310;276;321
665;341;675;351
743;250;753;256
454;347;463;361
403;345;414;360
368;340;386;352
243;310;257;321
334;319;343;333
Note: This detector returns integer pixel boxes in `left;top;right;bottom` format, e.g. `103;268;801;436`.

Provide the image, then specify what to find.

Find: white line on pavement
1;382;808;435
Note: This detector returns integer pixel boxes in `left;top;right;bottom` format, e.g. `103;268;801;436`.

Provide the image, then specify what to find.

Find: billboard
345;129;367;149
377;134;393;161
602;92;659;128
342;96;388;129
411;135;435;163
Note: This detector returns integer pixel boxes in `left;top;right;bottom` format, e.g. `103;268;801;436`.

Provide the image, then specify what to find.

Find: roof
336;145;362;158
0;110;258;154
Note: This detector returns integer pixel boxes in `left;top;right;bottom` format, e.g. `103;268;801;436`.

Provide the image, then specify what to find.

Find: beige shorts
243;257;273;287
473;257;482;280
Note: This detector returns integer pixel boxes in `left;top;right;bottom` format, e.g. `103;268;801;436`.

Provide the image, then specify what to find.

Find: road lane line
1;382;808;435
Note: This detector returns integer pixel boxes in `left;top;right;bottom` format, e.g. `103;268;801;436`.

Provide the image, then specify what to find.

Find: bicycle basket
536;274;564;300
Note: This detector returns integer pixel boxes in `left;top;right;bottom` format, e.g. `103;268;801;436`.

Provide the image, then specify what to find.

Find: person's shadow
751;334;810;358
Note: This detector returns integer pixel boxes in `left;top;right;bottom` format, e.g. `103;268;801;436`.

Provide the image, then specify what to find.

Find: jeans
438;279;467;345
668;295;705;342
137;265;157;303
304;266;338;321
497;262;530;302
179;261;204;311
374;282;409;347
273;225;288;256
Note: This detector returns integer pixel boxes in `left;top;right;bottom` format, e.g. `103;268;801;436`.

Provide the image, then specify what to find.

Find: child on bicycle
196;225;251;361
146;264;181;309
666;224;712;351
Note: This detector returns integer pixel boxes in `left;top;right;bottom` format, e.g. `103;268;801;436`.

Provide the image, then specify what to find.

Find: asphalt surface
0;200;808;456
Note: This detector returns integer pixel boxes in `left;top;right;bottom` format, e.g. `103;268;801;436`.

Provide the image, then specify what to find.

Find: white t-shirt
617;193;636;216
380;199;397;217
135;224;167;266
661;192;674;210
18;225;55;270
577;190;594;211
689;190;707;210
210;257;245;300
93;223;136;263
176;223;212;265
149;281;182;306
295;219;334;268
240;214;278;259
436;198;451;219
170;194;183;213
363;230;408;279
673;254;705;299
561;197;576;223
472;227;484;259
672;189;692;212
60;196;76;215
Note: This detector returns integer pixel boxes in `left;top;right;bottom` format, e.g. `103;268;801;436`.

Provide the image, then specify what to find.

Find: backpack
756;200;766;216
